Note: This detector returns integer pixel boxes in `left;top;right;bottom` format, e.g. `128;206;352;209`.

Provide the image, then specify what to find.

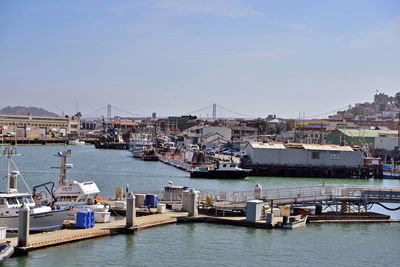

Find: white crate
114;201;127;209
94;211;111;223
0;227;6;241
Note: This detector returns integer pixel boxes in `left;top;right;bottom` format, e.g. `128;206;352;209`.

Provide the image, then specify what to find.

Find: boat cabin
53;181;100;204
0;193;36;216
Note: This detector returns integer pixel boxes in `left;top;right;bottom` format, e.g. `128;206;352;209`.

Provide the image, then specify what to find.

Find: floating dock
7;211;187;252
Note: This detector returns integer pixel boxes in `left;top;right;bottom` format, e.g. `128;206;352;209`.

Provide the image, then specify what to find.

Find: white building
183;125;232;149
243;142;365;167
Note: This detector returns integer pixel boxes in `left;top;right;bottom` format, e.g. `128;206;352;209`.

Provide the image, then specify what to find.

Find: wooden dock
7;211;187;252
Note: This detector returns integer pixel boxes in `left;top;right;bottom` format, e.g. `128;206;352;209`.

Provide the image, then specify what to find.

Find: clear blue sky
1;0;399;119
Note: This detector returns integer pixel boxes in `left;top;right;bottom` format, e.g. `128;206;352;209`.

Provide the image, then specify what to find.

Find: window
6;198;18;205
330;152;340;160
311;151;320;159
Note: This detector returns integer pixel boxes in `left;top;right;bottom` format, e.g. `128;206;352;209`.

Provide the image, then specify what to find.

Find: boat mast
2;147;20;193
53;149;71;186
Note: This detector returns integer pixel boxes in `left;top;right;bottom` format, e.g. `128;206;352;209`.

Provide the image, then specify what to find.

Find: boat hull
190;170;249;179
283;215;308;229
0;208;69;232
142;155;159;161
132;150;144;158
0;242;14;263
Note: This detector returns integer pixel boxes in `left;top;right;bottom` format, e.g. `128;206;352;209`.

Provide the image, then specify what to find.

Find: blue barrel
87;211;95;228
76;211;95;229
144;194;158;208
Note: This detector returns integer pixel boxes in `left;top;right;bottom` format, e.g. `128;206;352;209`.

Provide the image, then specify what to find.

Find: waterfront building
243;142;365;167
229;125;257;140
0;114;80;138
374;133;399;159
326;129;398;148
183;125;232;148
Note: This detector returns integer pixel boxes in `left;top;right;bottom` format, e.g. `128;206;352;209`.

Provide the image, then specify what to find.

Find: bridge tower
212;103;216;120
107;104;112;121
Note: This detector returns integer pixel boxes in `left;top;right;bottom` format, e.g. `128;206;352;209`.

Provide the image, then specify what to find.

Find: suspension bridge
81;103;259;120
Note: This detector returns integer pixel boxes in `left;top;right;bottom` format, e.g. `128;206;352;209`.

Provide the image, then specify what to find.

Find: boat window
27;197;34;203
6;198;18;205
230;164;236;167
223;164;226;167
0;198;5;205
77;195;88;202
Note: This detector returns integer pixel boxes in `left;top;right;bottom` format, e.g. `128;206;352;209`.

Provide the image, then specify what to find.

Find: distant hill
0;106;59;117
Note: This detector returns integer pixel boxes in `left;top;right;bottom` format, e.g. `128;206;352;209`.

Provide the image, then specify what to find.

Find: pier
7;211;187;252
244;163;383;179
5;184;400;255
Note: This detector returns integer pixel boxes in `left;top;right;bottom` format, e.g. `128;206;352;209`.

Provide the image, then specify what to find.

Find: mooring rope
376;202;400;211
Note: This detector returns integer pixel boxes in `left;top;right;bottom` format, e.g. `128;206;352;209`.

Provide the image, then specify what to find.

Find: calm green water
1;145;400;266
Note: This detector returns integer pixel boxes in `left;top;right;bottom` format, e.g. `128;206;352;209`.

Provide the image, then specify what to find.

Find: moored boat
0;241;14;263
0;147;69;232
142;147;159;161
33;149;109;220
190;162;251;179
68;139;85;145
130;140;151;158
282;215;308;229
382;164;400;179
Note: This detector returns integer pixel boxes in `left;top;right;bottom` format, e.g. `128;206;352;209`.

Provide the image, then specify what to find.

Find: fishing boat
0;147;70;232
33;149;109;219
382;164;400;179
0;241;14;262
142;147;159;161
190;161;251;179
130;140;151;158
282;215;308;229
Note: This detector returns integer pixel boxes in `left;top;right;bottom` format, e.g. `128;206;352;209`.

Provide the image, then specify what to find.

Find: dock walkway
7;211;187;252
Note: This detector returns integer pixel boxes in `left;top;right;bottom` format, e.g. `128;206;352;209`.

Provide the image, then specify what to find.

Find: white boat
282;215;308;229
190;162;251;179
0;147;69;232
33;149;109;219
68;139;85;145
130;140;152;158
0;241;14;262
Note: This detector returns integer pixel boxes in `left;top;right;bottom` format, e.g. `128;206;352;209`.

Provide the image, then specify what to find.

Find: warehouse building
0;114;80;139
243;142;365;167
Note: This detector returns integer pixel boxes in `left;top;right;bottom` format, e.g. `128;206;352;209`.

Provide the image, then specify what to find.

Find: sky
0;0;399;119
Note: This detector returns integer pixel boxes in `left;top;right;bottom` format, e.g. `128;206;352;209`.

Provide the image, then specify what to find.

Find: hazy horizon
1;0;399;119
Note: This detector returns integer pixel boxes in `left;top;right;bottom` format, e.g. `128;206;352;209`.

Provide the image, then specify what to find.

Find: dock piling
18;203;30;247
188;188;198;217
126;192;136;228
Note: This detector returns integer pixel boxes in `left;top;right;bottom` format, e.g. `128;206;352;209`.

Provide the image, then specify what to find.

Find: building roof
338;129;398;138
229;126;257;131
249;142;286;149
113;121;138;126
301;144;354;151
248;142;355;151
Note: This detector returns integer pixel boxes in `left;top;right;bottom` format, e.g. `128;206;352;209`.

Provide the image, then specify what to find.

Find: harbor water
1;145;400;266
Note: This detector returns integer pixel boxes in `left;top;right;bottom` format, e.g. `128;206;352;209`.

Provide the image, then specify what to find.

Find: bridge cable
217;104;257;118
304;105;349;119
183;104;213;116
